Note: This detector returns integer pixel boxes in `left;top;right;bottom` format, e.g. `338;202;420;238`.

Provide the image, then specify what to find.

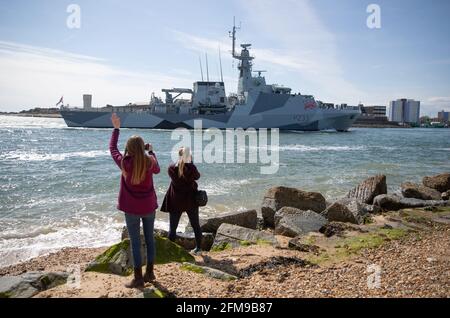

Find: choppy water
0;115;449;267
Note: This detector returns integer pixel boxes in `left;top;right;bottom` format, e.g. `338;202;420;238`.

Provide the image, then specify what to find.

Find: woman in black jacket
161;147;203;253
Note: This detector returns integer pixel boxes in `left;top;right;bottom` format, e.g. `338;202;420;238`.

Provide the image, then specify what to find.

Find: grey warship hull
61;91;359;131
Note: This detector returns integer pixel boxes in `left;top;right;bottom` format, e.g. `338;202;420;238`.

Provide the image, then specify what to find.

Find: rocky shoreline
1;172;449;298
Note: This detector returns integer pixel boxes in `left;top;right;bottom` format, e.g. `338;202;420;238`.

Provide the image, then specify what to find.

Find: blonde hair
121;135;152;185
178;147;191;178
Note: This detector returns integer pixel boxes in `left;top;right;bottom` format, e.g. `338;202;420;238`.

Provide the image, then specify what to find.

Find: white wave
249;144;366;152
0;226;58;240
0;115;66;129
0;211;175;268
370;146;398;150
0;219;122;267
201;179;252;195
280;145;365;152
0;150;109;161
433;148;450;151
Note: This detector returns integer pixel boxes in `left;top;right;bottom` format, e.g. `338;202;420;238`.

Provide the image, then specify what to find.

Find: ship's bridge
192;81;228;114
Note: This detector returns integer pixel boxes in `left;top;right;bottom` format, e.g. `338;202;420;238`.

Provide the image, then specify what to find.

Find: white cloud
238;0;366;102
171;0;365;104
0;41;193;112
421;96;450;116
427;96;450;104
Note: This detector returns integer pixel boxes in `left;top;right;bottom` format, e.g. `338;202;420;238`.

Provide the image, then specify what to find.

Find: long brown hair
121;135;152;185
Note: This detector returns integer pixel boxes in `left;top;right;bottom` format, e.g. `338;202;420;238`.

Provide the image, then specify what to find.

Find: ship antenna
199;55;204;81
219;46;224;82
229;16;241;59
205;52;209;82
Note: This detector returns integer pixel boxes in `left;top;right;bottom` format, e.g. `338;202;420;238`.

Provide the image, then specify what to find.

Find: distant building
360;105;387;118
438;110;449;123
353;104;389;126
389;99;420;124
389;100;403;122
83;94;92;109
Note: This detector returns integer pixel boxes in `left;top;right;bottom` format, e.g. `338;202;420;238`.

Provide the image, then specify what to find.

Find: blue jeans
124;212;155;268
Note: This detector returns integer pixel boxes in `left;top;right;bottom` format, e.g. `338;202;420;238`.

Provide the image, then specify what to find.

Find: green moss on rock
143;288;165;298
86;240;130;275
211;242;232;252
239;240;252;246
307;252;332;265
0;291;12;298
256;239;274;246
86;236;194;276
308;228;409;265
39;275;51;288
363;216;374;224
180;263;206;274
154;235;195;264
378;228;408;240
336;228;408;256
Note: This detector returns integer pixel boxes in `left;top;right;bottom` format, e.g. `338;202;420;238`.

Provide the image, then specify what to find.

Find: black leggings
168;208;203;249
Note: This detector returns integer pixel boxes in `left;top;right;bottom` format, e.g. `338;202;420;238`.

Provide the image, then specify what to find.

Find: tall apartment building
389;99;420;124
438;110;450;122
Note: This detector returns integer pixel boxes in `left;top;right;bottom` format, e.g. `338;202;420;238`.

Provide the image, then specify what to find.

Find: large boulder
185;210;257;234
373;194;403;211
373;194;448;211
346;175;387;204
86;236;194;276
321;199;377;225
212;223;278;250
274;207;328;237
422;173;450;192
261;187;326;228
401;182;442;200
122;227;214;251
86;240;130;275
164;231;214;251
0;271;68;298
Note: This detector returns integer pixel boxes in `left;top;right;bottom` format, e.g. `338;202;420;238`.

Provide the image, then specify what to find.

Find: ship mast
219;46;224;83
229;16;240;59
199;55;204;81
229;17;254;97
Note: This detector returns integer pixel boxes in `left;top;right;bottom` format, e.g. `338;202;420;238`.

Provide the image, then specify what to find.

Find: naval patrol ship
60;21;361;131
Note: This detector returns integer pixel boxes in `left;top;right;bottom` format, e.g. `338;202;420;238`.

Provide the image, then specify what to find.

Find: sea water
0;115;449;267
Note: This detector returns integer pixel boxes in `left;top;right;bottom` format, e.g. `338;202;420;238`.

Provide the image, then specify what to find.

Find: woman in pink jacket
109;113;160;288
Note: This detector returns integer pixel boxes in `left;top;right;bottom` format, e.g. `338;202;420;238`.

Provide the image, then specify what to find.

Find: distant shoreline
0;113;447;129
351;124;408;129
0;113;62;118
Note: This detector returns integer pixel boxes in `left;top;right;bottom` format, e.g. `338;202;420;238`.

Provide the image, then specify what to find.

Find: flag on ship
56;96;64;106
305;101;316;110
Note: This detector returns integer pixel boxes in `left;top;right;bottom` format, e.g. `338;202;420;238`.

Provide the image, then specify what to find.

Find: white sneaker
191;247;202;255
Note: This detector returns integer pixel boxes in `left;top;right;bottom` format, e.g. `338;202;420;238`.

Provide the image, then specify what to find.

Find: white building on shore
389;99;420;124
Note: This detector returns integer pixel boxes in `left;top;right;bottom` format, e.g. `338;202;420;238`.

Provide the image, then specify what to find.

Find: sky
0;0;449;116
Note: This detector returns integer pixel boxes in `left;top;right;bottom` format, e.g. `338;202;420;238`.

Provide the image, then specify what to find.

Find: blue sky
0;0;449;116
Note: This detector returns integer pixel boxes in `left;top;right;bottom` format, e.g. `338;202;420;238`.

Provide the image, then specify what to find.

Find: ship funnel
83;94;92;109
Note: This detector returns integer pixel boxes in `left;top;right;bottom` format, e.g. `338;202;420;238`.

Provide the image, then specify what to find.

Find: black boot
125;267;144;288
144;263;156;282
